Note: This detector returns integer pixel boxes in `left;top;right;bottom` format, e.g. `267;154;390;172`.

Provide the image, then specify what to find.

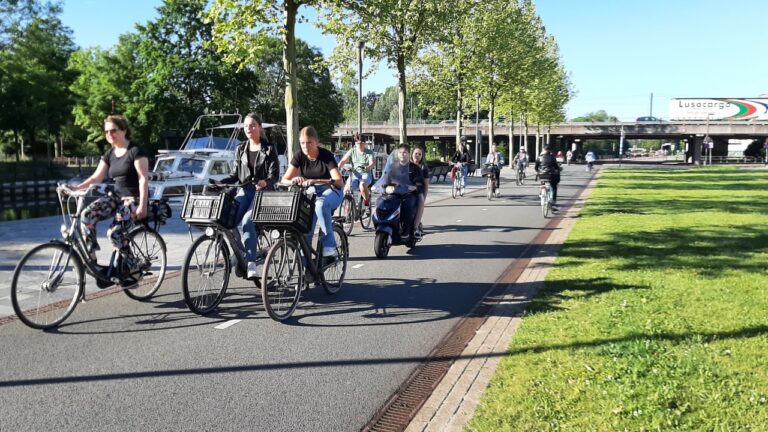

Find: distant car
636;116;660;122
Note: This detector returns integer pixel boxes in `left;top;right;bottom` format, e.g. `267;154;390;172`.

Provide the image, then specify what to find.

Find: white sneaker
247;261;258;279
322;246;338;257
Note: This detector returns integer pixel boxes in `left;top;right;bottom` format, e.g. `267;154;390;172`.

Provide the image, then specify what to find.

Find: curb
404;171;600;432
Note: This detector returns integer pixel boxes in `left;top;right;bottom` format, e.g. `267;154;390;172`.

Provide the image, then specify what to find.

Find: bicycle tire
359;196;373;230
182;234;230;315
541;188;549;218
451;177;458;199
261;237;302;321
487;177;493;200
339;195;355;236
11;242;84;329
322;225;348;295
123;226;167;301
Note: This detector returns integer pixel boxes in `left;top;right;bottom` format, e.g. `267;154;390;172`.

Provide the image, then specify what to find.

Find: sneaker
247;261;258;279
322;246;338;258
551;205;559;213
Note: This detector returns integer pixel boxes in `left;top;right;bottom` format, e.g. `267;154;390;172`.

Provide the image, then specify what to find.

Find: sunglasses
104;128;120;134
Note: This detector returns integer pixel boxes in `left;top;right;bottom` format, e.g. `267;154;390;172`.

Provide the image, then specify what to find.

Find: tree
0;3;76;159
206;0;318;159
321;0;444;145
571;110;618;122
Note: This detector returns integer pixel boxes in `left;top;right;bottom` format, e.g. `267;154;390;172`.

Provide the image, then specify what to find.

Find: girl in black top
74;115;149;260
411;146;429;237
281;126;344;258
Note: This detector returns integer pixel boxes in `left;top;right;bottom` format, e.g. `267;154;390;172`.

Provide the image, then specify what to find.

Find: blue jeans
233;185;259;262
461;165;468;187
350;172;372;189
305;185;343;251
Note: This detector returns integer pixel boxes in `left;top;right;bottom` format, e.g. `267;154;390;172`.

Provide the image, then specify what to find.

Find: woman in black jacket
218;113;279;278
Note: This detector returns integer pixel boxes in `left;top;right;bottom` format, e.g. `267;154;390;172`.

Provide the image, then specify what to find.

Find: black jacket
452;150;470;164
221;138;280;188
535;151;560;177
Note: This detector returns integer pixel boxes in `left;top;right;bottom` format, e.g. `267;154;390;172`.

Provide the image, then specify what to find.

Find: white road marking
482;208;487;211
352;264;364;269
214;319;242;330
456;219;463;222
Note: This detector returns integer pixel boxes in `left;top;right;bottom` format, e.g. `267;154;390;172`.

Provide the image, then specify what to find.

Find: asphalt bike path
0;165;592;431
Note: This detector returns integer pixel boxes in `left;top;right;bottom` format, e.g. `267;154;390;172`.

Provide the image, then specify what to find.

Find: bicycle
484;163;500;200
451;162;465;199
337;165;373;236
539;178;554;218
10;184;168;329
180;183;272;315
257;184;349;321
516;161;526;186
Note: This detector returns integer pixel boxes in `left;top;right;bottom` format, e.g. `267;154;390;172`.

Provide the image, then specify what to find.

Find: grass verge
468;166;768;431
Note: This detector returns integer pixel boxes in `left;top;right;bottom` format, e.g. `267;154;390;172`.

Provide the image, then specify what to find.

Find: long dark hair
104;114;132;140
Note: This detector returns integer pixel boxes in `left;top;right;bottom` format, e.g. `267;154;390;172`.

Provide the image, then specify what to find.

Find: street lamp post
357;41;364;136
475;94;481;170
704;113;712;166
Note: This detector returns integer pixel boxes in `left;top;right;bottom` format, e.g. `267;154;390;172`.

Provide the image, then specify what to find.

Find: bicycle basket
180;192;239;229
251;189;315;233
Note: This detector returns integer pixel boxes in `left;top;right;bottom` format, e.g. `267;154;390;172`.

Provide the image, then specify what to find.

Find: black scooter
372;184;421;259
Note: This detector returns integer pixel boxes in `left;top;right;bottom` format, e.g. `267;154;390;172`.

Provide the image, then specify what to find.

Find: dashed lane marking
214;319;242;330
352;264;364;269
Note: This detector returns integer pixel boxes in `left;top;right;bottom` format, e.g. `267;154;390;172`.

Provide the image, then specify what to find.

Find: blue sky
61;0;768;121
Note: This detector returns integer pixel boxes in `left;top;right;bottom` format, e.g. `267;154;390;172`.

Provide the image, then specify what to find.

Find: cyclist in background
451;142;470;190
485;143;502;189
534;145;561;212
338;132;375;208
585;150;596;172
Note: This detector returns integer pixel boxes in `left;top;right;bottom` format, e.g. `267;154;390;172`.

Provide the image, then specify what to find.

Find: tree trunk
488;96;495;154
283;0;299;160
535;124;541;156
508;112;514;164
455;85;463;150
522;115;528;159
396;53;408;145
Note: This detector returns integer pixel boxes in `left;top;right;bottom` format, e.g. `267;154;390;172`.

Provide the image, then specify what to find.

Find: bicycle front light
60;223;70;240
205;227;215;237
270;229;281;240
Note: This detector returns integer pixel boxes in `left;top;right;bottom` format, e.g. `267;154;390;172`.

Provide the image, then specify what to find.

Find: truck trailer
669;98;768;121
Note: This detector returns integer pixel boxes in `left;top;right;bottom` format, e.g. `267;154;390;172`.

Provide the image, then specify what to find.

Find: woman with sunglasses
73;115;149;267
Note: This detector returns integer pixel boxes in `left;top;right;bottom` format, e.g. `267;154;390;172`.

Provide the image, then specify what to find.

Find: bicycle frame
55;185;149;293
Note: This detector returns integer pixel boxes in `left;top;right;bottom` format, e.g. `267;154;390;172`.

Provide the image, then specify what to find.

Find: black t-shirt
418;164;429;195
290;147;338;180
101;144;148;197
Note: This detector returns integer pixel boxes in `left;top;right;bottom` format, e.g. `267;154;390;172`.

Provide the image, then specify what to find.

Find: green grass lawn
468;167;768;431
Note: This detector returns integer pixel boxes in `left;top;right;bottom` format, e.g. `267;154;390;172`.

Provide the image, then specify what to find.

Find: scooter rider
373;143;424;240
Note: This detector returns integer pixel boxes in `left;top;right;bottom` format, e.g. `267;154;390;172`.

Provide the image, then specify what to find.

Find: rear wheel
123;226;167;301
338;195;355;236
541;188;549;218
11;242;84;329
322;225;348;294
374;232;390;259
261;238;303;321
182;234;230;315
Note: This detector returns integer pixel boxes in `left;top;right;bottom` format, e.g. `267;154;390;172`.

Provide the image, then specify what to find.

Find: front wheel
261;238;303;321
374;232;390;259
182;234;230;315
338;195;355;236
123;226;167;301
487;177;493;200
11;242;84;329
459;177;465;196
322;225;348;294
451;178;458;199
359;196;373;230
